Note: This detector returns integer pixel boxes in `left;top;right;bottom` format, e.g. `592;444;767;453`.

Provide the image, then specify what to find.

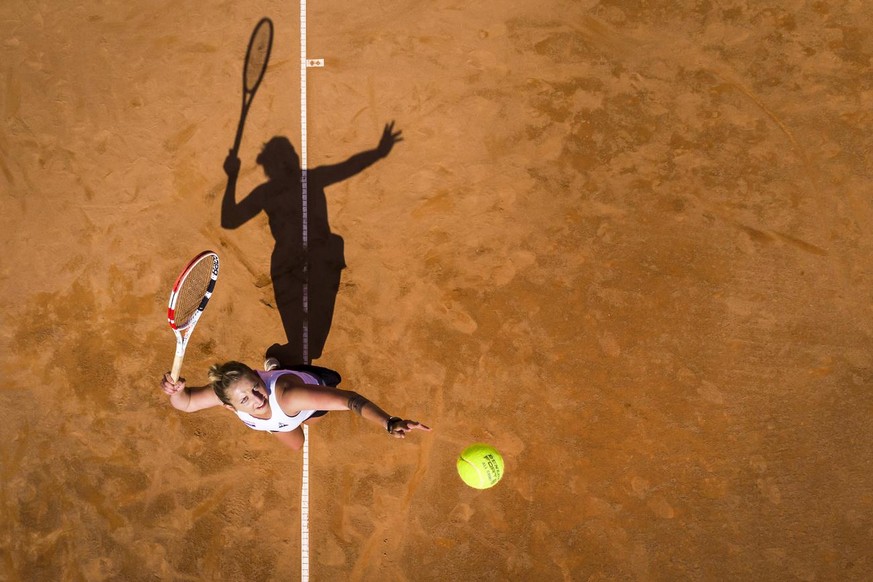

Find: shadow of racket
231;17;274;155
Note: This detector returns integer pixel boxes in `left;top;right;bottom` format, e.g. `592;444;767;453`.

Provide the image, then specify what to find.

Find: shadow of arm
318;122;403;187
221;151;264;229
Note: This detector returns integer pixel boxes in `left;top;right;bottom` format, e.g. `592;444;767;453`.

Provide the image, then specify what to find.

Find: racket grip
170;353;185;382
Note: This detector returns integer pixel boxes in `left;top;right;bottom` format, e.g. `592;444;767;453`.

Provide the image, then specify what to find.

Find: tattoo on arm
347;394;369;416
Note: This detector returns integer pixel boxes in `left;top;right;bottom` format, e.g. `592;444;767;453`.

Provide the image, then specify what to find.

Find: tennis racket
167;250;220;381
231;17;274;154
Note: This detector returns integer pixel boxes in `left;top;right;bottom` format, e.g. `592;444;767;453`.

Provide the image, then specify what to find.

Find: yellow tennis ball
457;444;504;489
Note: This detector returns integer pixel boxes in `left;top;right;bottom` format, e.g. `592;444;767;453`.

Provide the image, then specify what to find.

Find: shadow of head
256;136;301;180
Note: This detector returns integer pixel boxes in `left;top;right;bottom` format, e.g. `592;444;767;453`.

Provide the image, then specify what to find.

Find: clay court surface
3;1;873;580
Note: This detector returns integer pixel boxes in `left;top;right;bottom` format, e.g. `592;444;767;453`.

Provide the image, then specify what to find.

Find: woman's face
225;374;272;418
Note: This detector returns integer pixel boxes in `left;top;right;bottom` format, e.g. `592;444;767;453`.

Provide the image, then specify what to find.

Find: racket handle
170;353;185;382
231;102;249;155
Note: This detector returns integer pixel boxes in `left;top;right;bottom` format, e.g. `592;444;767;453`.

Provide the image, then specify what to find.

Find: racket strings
173;257;216;327
245;23;272;91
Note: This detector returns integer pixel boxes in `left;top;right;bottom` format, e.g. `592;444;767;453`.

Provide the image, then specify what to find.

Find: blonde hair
209;361;257;406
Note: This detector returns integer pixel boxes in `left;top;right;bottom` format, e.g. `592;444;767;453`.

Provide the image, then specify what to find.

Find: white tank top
234;370;320;432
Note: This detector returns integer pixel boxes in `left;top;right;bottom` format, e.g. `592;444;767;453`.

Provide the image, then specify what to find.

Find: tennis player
159;359;430;450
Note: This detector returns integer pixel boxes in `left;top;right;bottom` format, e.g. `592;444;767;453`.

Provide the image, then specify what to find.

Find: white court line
299;0;310;579
300;1;310;366
299;0;324;579
300;425;310;582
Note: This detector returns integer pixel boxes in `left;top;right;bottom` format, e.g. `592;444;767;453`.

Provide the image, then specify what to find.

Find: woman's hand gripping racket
230;17;274;155
167;251;220;381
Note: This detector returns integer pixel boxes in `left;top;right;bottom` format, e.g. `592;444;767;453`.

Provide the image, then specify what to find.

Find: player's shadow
220;123;402;365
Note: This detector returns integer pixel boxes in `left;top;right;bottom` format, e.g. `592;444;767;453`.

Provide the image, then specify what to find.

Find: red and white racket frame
167;250;220;381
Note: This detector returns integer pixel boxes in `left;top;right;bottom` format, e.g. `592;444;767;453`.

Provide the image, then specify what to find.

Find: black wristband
386;416;402;433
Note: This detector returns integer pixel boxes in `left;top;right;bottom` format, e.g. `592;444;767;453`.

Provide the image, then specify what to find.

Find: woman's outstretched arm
277;377;430;439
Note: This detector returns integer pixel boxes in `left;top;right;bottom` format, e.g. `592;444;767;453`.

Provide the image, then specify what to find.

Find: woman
159;359;430;450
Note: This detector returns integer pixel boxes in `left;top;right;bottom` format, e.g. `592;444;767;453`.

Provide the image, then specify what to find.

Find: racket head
243;17;273;94
167;250;220;331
